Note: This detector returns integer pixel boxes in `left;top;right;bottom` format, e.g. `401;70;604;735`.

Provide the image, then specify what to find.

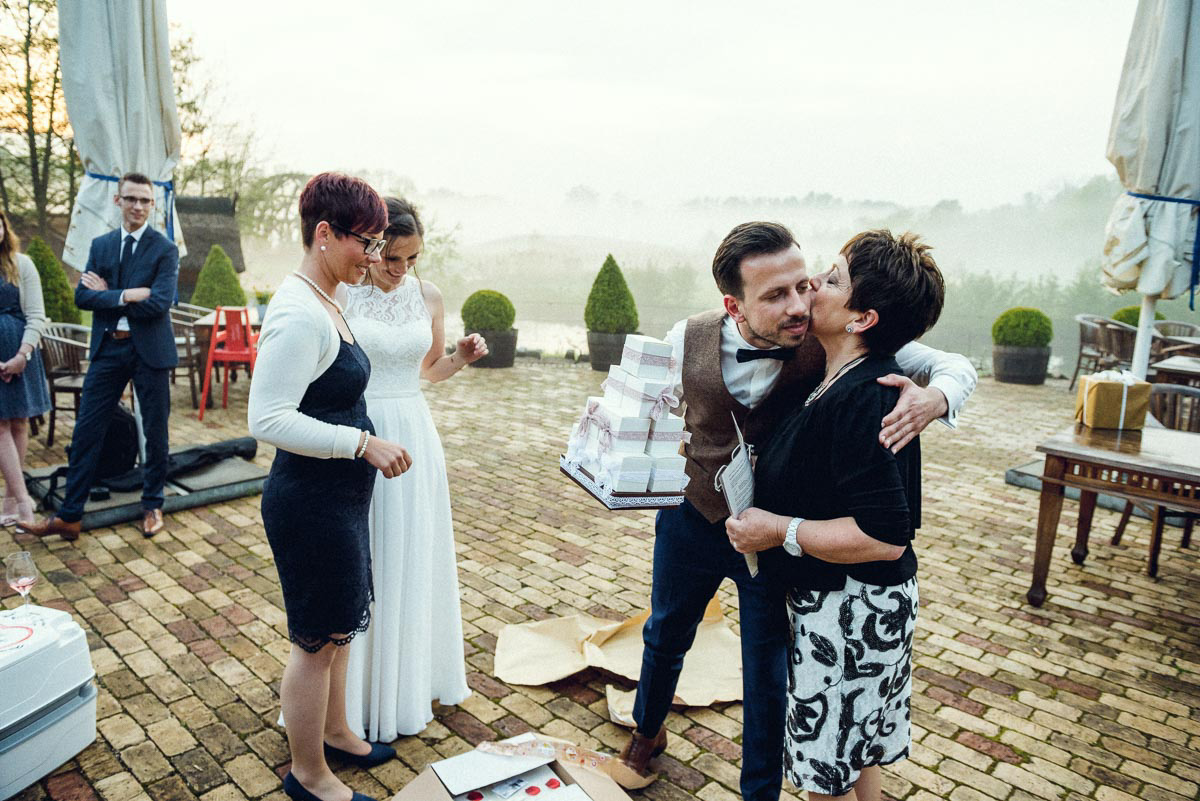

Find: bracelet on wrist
355;431;370;459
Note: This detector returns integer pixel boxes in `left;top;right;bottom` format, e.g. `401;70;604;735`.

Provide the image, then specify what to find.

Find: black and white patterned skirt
783;576;917;797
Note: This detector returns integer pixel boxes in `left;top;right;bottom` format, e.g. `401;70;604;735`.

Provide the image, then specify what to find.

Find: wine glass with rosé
5;551;38;624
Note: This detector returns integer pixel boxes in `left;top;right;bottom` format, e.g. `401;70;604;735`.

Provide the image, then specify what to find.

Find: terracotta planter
993;345;1050;385
586;331;630;372
467;328;517;368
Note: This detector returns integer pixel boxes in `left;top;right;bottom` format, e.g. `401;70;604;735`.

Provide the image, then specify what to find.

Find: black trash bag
100;437;259;493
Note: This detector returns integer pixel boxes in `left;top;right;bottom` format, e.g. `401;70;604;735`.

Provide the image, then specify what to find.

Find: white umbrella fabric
1100;0;1199;379
58;0;186;271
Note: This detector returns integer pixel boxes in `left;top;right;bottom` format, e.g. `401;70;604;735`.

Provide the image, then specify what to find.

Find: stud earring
845;324;854;333
320;245;326;251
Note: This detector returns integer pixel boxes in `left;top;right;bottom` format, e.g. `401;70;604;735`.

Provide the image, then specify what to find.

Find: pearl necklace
805;356;866;407
292;271;343;313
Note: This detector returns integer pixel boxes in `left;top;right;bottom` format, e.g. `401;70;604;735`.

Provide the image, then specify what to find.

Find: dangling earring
845;324;854;333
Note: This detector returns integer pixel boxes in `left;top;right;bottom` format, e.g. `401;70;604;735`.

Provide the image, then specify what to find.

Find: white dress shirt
115;220;148;332
664;314;977;427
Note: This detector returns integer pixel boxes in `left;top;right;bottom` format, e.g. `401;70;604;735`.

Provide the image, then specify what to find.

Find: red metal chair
198;306;258;420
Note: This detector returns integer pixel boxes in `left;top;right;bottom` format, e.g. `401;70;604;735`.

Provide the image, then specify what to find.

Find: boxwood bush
462;289;515;331
992;307;1052;348
584;254;638;334
27;236;81;324
190;245;246;309
1111;305;1165;327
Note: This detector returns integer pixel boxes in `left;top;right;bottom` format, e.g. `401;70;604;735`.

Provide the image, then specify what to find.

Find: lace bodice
344;281;432;397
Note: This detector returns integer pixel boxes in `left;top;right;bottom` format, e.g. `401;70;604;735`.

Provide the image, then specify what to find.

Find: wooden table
194;306;260;328
1161;335;1200;358
1027;424;1200;606
1153;355;1200;387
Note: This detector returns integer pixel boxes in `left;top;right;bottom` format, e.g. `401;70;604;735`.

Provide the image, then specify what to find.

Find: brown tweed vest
681;309;825;522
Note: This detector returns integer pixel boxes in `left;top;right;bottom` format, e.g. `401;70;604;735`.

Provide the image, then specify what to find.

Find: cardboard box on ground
392;733;633;800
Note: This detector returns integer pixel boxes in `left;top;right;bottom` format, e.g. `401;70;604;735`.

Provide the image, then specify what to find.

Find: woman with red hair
249;173;413;801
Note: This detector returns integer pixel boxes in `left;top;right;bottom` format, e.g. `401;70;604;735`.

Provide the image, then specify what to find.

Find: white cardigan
247;275;363;459
14;253;48;348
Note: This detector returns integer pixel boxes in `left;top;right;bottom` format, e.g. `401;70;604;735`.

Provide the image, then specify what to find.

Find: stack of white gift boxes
566;334;689;497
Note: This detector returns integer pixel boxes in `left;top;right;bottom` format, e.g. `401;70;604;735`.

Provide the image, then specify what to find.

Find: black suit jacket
75;226;180;369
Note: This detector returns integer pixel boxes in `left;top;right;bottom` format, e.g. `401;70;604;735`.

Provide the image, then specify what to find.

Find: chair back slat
1154;320;1200;339
215;307;253;350
1149;384;1200;433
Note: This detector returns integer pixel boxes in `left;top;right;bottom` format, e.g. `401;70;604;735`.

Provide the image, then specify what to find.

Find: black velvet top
755;354;920;590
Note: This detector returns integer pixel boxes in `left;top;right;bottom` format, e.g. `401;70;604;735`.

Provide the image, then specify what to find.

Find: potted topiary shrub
584;253;639;372
27;236;81;323
462;289;517;368
190;245;247;309
1111;305;1164;327
992;307;1053;385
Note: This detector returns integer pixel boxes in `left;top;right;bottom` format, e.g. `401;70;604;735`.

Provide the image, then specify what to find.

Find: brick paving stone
6;371;1200;800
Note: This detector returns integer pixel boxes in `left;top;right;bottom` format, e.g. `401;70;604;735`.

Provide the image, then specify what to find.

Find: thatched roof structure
176;196;244;302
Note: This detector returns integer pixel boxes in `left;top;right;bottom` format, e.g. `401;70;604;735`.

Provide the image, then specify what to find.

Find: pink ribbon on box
572;400;647;458
648;429;692;444
601;378;680;422
621;345;677;370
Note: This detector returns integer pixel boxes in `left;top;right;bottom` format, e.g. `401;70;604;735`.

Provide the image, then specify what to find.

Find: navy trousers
58;337;171;522
633;499;789;801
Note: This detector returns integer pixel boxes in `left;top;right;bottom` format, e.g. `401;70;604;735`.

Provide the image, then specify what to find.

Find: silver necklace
292;271;343;313
805;356;866;407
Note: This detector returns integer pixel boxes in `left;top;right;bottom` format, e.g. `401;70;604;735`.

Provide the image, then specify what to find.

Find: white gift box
594;453;653;493
568;396;650;462
618;334;675;381
649;455;688;493
645;413;688;457
602;366;677;420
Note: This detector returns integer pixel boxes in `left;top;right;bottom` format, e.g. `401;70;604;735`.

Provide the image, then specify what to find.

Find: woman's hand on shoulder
363;436;412;478
456;333;489;365
725;507;785;554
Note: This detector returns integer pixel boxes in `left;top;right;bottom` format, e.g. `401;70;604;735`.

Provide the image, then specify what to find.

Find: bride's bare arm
419;280;488;382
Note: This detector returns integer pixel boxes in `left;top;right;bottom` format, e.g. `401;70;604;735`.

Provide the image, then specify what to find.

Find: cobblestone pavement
3;362;1198;801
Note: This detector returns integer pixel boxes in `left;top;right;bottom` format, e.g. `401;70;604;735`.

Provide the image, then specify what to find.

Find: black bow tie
736;347;794;363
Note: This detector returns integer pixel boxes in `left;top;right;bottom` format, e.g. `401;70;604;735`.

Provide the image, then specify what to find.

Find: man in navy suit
19;172;179;539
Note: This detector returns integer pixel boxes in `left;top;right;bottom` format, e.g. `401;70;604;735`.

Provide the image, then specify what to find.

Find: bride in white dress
339;197;487;741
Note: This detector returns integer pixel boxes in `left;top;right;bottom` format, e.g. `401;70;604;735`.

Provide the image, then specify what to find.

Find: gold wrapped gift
1075;371;1151;430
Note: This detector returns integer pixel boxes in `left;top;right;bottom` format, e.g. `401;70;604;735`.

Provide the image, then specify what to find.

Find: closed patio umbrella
1100;0;1198;379
58;0;186;271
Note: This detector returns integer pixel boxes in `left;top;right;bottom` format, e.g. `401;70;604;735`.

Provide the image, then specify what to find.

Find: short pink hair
298;172;388;248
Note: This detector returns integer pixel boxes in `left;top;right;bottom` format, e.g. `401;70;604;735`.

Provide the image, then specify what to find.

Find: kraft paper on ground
493;597;742;708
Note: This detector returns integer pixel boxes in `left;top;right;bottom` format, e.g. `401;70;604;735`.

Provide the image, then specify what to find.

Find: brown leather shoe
611;726;667;789
16;515;81;542
142;509;165;537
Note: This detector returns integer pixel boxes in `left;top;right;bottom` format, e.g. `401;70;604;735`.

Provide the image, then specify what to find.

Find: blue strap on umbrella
85;171;176;242
1127;190;1200;310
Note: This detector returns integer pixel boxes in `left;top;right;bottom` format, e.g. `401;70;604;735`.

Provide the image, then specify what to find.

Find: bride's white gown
343;279;471;740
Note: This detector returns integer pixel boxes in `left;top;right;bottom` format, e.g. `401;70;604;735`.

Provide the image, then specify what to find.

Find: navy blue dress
261;338;377;652
0;279;50;421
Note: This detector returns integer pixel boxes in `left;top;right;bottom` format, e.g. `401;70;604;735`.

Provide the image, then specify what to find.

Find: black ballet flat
282;772;377;801
323;740;397;768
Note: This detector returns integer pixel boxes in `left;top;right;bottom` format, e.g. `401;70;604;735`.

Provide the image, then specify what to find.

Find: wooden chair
173;301;213;319
39;323;91;446
1154;320;1200;338
171;317;202;409
1070;313;1108;389
1111;384;1200;576
1097;319;1139;373
198;307;258;420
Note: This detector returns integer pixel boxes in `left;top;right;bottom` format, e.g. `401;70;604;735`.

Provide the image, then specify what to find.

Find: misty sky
167;0;1135;211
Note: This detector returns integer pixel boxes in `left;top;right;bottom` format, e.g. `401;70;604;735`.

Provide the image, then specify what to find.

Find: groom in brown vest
617;222;976;800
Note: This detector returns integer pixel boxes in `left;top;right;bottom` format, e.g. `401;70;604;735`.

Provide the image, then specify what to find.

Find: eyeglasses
330;222;387;256
120;196;154;206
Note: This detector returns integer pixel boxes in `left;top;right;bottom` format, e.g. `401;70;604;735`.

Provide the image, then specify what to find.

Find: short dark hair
843;229;945;356
118;172;153;193
298;172;388;249
712;221;797;298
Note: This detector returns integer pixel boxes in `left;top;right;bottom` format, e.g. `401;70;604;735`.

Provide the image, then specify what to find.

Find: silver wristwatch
783;517;805;557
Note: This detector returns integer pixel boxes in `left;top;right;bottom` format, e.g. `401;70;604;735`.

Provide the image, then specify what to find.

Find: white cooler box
0;605;97;800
